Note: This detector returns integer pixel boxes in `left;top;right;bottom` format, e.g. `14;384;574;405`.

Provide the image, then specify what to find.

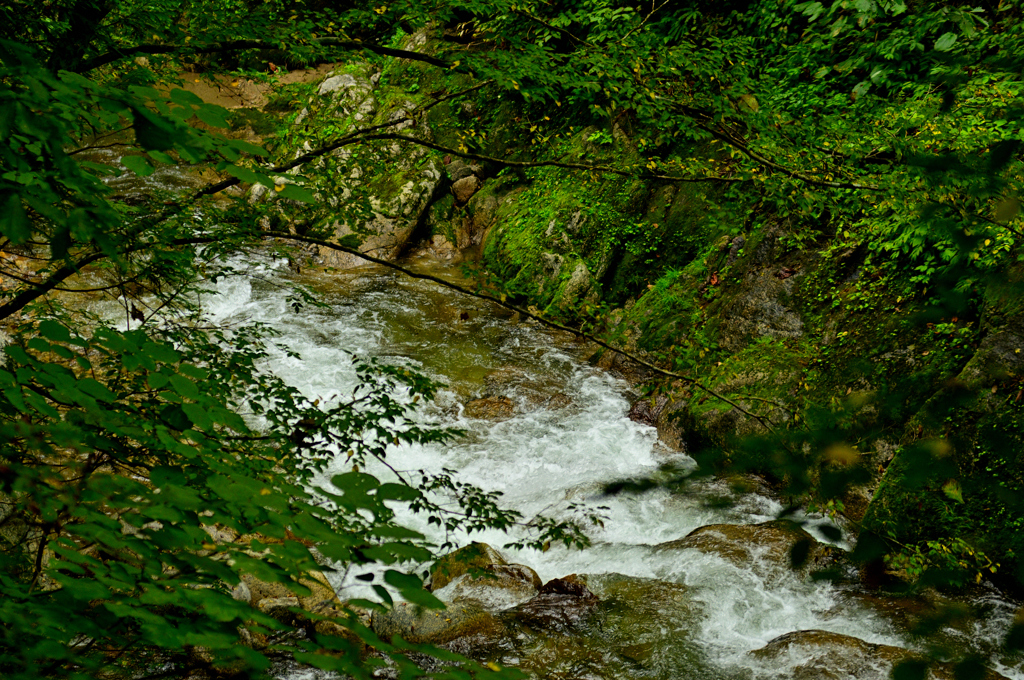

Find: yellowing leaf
942;479;964;503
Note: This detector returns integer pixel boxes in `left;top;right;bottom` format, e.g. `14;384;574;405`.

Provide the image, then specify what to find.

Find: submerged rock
749;629;1009;680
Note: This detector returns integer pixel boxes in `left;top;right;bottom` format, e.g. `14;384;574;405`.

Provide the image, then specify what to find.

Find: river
191;251;1022;680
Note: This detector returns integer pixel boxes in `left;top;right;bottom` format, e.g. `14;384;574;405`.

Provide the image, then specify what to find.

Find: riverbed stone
750;629;1010;680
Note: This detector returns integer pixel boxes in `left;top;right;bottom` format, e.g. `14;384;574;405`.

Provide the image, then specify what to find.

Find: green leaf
120;155;154;177
182;403;213;431
168;374;200;400
383;570;444;609
168;88;204;106
0;191;32;243
132;108;177;152
227;138;270;157
224;164;261;184
277;184;317;203
38;320;72;342
934;32;957;52
942;479;964;504
195;104;231;128
160;404;192;430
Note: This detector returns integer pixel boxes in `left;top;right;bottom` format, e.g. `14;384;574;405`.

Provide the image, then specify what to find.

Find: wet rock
511;575;599;632
509;574;712;679
628;394;669;427
656;520;834;577
429;542;509;592
585;573;704;669
371;599;503;645
463;395;515;420
750;629;1009;680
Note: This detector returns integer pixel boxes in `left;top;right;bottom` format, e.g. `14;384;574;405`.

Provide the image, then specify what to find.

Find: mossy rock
434;563;542;611
429;542;508;591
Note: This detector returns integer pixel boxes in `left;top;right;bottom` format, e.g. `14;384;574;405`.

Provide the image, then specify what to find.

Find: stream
193;252;1022;680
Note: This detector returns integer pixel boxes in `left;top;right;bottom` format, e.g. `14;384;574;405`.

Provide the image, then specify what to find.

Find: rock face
253;63;446;270
750;629;1010;680
656;520;834;578
715;269;804;351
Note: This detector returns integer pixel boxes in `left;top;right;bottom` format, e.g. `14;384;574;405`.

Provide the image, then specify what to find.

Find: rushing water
184;253;1022;679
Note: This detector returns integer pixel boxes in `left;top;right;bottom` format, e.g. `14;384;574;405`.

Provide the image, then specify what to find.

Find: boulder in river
749;629;1010;680
656;520;835;578
504;573;714;679
433;563;542;611
428;542;509;591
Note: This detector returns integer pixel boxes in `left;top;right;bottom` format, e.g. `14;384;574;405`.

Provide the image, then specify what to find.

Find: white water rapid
197;254;1022;680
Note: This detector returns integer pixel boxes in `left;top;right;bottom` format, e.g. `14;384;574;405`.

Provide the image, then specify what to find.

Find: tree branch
0;237;218;321
697;123;884;191
355;133;747;183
